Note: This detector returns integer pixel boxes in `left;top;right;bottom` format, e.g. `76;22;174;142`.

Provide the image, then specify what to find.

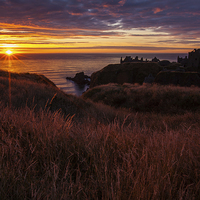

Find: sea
0;53;187;96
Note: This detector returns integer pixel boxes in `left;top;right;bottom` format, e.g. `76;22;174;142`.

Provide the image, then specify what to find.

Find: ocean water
0;53;187;96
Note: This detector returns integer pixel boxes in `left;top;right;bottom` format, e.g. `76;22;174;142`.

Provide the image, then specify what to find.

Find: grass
1;70;200;199
82;83;200;114
1;105;200;199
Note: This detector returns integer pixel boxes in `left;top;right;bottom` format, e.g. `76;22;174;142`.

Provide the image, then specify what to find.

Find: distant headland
66;49;200;90
120;48;200;71
88;49;200;88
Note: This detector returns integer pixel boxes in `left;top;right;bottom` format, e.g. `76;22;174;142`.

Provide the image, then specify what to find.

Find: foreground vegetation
1;70;200;199
83;83;200;114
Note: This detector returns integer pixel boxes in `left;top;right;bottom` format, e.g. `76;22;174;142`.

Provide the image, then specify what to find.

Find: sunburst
6;50;13;56
0;49;24;108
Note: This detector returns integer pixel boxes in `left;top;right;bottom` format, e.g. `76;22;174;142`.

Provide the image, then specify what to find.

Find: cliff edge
90;62;162;88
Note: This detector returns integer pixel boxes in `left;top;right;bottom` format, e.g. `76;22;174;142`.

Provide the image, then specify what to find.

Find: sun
5;50;13;55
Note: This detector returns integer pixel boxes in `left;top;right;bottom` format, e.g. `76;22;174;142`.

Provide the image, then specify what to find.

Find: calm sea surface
0;53;187;96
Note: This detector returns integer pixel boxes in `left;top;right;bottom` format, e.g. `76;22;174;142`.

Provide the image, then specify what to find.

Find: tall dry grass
1;71;200;199
1;103;200;199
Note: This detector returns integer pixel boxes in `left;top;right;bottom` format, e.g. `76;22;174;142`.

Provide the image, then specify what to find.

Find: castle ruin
120;56;145;64
178;49;200;69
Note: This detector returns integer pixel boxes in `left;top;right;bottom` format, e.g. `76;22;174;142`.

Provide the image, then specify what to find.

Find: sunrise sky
0;0;200;54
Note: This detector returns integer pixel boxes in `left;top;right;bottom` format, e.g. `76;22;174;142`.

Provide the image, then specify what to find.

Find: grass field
1;70;200;199
82;83;200;114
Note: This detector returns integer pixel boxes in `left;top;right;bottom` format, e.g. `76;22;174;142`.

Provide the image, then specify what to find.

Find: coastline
0;53;189;96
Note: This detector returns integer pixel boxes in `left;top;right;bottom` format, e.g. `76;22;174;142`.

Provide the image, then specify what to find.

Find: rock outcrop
66;72;90;85
90;62;162;88
154;71;200;87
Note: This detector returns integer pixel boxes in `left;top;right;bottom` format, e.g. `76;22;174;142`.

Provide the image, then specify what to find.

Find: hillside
82;83;200;114
154;71;200;87
90;62;162;87
1;70;200;199
0;69;94;119
0;69;129;123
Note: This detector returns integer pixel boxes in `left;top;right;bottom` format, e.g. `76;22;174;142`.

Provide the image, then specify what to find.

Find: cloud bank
0;0;200;52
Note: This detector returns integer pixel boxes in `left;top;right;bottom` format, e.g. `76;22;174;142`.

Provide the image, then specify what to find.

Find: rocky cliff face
154;71;200;87
90;62;162;88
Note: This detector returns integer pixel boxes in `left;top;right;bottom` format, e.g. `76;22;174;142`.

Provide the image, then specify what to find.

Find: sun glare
6;50;13;55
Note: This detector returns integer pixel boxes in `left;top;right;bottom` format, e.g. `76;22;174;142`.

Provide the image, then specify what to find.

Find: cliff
90;62;162;88
154;71;200;87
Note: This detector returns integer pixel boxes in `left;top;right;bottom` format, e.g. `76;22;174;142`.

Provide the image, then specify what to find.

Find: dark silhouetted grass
83;83;200;114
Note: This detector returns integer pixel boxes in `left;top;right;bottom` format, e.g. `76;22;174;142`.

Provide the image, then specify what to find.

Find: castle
120;56;159;64
120;56;145;64
178;49;200;69
120;49;200;70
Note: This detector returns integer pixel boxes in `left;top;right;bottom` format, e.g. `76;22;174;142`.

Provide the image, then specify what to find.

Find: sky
0;0;200;54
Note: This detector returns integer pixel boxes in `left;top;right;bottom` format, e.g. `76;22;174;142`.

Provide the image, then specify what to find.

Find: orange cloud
153;8;163;14
118;0;126;6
